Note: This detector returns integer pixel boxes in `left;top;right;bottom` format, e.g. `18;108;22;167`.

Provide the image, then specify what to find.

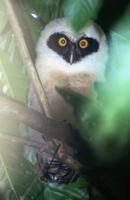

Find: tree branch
0;132;41;149
0;94;45;133
0;93;74;143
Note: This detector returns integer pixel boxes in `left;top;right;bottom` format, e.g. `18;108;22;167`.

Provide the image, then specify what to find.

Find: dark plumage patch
47;32;99;64
77;37;99;58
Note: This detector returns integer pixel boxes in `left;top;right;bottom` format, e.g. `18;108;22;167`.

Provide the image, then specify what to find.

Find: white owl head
36;18;108;81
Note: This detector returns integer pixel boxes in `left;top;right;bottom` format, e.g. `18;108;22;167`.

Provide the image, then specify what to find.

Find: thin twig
0;133;82;171
0;153;19;200
53;139;82;171
21;178;38;199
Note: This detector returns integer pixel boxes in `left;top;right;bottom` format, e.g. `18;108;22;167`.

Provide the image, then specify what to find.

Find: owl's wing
23;84;46;164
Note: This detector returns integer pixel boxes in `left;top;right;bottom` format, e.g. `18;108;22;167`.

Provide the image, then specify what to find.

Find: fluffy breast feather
38;68;97;125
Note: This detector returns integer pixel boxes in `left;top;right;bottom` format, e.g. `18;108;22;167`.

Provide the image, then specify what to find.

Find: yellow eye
79;39;89;49
58;37;67;47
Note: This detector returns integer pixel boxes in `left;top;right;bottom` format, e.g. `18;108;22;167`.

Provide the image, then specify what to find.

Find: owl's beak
69;45;75;65
70;52;74;65
69;44;76;64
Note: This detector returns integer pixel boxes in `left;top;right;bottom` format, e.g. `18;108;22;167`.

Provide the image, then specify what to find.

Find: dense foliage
1;0;130;199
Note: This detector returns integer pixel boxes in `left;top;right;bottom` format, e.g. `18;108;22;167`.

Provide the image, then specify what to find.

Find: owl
35;18;108;125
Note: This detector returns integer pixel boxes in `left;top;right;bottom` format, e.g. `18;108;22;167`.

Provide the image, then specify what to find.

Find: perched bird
35;18;108;125
26;18;107;185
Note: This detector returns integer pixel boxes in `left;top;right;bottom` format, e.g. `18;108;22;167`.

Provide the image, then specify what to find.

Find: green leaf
64;0;104;31
22;0;65;43
23;0;104;34
44;179;89;200
0;139;45;200
0;49;27;101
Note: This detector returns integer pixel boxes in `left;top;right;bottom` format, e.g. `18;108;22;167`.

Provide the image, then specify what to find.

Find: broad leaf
44;179;89;200
64;0;104;31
